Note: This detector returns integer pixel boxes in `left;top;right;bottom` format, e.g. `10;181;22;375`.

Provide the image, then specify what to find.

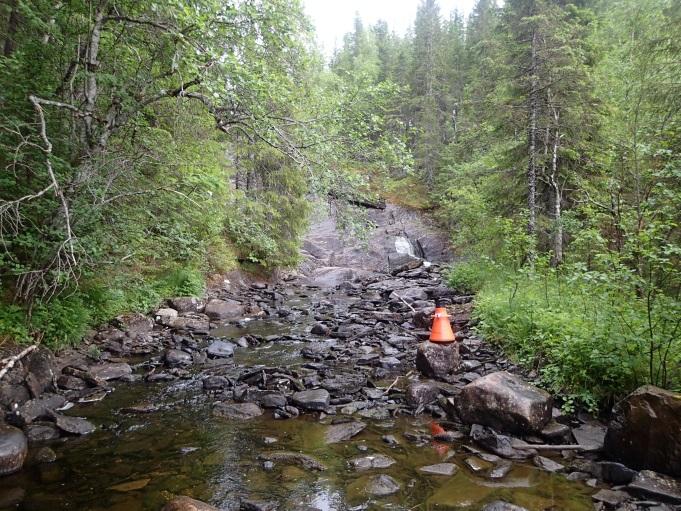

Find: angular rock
89;362;132;381
364;474;401;496
57;375;87;391
591;489;628;507
604;385;681;477
572;423;606;451
113;312;154;336
469;425;533;460
533;455;565;473
627;470;681;504
52;413;95;435
390;287;427;302
205;298;245;320
456;371;552;434
34;446;57;463
595;461;637;485
206;340;236;358
406;381;440;408
24;347;56;398
291;389;330;411
389;253;422;275
324;421;366;444
322;373;367;395
419;463;458;476
415;341;460;379
155;308;178;324
169;297;201;314
11;393;66;426
168;317;210;334
0;424;28;475
349;454;396;471
213;402;263;420
164;349;193;368
162;496;220;511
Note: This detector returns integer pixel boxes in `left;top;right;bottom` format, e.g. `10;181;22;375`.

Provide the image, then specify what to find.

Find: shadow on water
0;288;595;510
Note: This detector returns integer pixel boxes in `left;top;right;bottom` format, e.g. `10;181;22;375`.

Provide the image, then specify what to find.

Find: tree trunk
550;129;562;266
3;0;19;57
527;28;538;241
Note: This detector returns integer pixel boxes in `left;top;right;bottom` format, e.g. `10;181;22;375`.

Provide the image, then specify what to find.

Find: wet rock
540;420;571;442
26;422;60;443
169;297;202;314
533;455;565;473
572;423;606;451
363;474;401;496
322;373;367;395
305;266;363;288
489;461;513;480
0;487;25;508
238;389;287;409
113;312;154;336
203;376;229;391
57;374;87;391
382;434;399;446
168;316;210;334
206;340;236;358
240;499;277;511
481;502;529;511
155;307;178;325
469;425;533;460
456;371;552;434
389;253;422;274
419;463;458;476
301;343;331;362
406;381;440;408
273;406;299;420
204;298;245;320
162;496;220;511
213;402;263;420
324;421;366;444
259;451;326;471
34;446;57;463
0;424;28;475
310;323;331;336
25;347;56;398
0;383;30;409
464;456;493;473
349;454;396;471
390;287;427;302
10;393;66;426
595;461;637;485
628;470;681;504
604;385;681;476
164;349;193;368
357;407;390;420
291;389;330;411
415;341;460;379
89;362;132;381
52;413;96;435
379;356;401;368
591;489;629;507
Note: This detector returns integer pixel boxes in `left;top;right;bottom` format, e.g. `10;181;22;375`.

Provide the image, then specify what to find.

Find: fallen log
0;344;37;381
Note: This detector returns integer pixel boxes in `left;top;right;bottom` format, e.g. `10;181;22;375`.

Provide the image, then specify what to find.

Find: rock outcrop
604;385;681;477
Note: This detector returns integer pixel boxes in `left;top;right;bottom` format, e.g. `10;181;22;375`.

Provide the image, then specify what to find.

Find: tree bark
550;128;562;266
527;28;538;242
3;0;19;57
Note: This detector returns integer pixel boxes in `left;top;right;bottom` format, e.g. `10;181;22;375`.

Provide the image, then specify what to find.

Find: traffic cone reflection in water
429;306;456;343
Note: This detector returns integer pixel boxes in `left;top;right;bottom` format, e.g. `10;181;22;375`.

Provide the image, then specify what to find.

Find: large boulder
291;389;330;411
456;371;552;434
415;342;460;379
112;312;154;336
204;299;245;320
169;297;202;314
604;385;681;477
0;424;28;475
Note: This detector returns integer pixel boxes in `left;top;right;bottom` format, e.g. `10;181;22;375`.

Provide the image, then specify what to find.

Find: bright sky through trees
302;0;477;56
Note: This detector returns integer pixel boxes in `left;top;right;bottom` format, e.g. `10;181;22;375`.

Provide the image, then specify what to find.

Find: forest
1;0;681;415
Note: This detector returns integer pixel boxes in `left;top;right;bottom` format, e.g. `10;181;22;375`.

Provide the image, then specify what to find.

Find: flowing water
0;289;596;511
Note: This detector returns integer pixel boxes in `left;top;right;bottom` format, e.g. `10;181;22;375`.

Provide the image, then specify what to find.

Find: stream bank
0;205;679;511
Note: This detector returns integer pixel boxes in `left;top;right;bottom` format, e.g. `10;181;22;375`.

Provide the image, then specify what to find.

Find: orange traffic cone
429;307;456;343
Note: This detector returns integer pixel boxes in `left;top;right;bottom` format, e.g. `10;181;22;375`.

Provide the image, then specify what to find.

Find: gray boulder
406;381;440;408
164;349;193;368
204;298;244;320
456;371;552;434
0;424;27;475
89;362;132;381
364;474;401;496
24;347;56;398
169;297;202;314
206;340;235;358
627;470;681;504
324;421;366;444
291;389;330;411
415;342;460;379
604;385;681;477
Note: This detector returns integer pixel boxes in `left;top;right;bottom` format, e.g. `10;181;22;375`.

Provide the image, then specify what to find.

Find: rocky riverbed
0;204;680;511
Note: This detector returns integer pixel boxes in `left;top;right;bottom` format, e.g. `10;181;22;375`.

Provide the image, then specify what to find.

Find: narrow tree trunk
84;5;106;149
3;0;19;57
527;29;538;241
550;129;562;266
